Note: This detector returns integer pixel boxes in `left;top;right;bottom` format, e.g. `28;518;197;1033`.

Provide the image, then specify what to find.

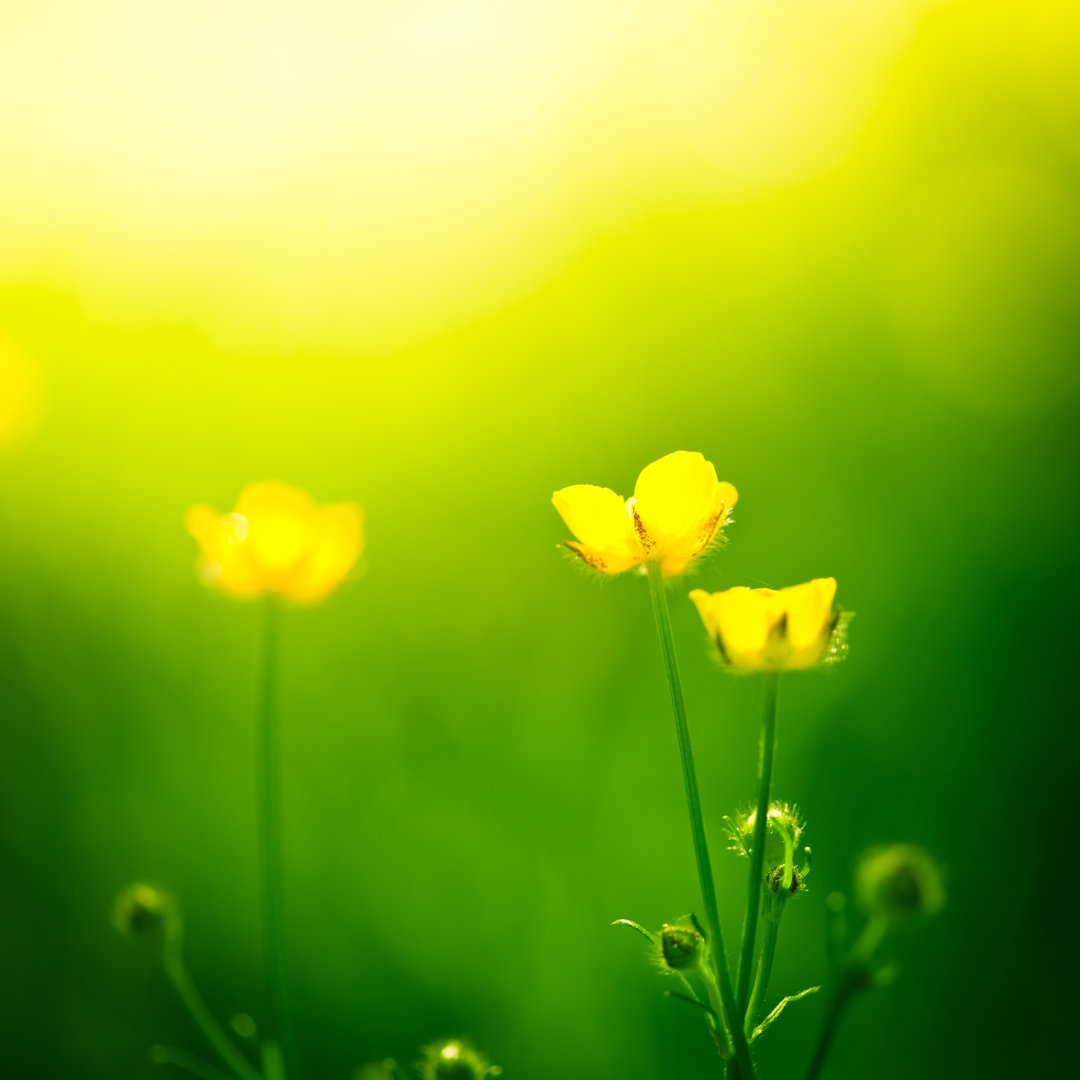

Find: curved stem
162;943;264;1080
745;911;783;1037
256;600;297;1078
736;673;780;1017
646;563;756;1080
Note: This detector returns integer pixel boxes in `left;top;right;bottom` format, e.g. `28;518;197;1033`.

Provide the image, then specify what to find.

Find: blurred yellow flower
186;482;363;603
552;451;738;578
689;578;840;672
0;336;43;452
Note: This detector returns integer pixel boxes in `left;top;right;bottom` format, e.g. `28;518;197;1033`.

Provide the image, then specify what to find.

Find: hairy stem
745;910;783;1037
736;673;780;1017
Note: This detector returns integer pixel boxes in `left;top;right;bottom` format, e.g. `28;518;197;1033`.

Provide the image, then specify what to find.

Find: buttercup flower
186;482;363;603
689;578;841;671
552;451;738;577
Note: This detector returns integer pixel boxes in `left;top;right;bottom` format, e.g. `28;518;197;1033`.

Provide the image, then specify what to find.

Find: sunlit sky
0;0;1077;411
0;0;974;349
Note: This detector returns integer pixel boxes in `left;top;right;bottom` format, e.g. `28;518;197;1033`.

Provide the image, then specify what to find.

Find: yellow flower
689;578;840;672
186;482;363;603
552;451;738;577
0;336;42;453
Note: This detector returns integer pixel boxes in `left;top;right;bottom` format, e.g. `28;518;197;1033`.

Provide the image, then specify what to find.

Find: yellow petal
632;452;737;574
564;539;642;574
691;579;838;671
714;481;739;514
234;481;318;580
784;578;837;649
185;503;264;597
285;503;365;603
715;588;779;669
781;578;837;668
552;484;642;573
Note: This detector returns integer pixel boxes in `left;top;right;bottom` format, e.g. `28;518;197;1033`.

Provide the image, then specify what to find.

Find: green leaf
611;918;657;945
750;986;821;1043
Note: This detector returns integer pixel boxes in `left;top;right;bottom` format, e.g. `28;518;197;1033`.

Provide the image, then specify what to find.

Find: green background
1;2;1077;1079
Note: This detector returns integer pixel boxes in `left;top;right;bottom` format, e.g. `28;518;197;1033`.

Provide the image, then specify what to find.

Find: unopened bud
420;1040;496;1080
659;922;707;972
730;802;805;870
765;863;803;895
113;883;177;940
856;844;944;924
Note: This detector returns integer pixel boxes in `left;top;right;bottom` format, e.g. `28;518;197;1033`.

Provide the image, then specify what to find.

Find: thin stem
736;673;780;1017
803;918;883;1080
162;945;264;1080
802;982;855;1080
256;600;297;1078
744;910;782;1036
646;563;756;1080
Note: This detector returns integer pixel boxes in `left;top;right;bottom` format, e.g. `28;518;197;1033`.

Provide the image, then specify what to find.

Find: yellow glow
639;0;945;197
0;1;953;352
0;336;42;452
1020;1;1080;156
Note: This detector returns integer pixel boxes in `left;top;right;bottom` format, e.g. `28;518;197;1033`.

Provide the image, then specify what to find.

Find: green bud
856;844;944;924
659;922;706;972
419;1040;494;1080
729;802;805;868
113;883;177;940
765;863;803;896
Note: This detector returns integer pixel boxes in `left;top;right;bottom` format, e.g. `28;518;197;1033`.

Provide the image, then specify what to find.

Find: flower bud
765;863;803;896
659;922;707;972
420;1040;495;1080
113;883;177;941
729;802;805;869
856;844;944;924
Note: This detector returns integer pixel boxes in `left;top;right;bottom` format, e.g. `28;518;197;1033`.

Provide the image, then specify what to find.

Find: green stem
256;600;297;1078
736;673;780;1017
162;941;264;1080
803;918;883;1080
802;981;855;1080
646;563;756;1080
744;910;783;1037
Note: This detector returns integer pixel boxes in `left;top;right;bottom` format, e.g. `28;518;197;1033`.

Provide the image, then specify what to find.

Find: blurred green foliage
1;2;1078;1079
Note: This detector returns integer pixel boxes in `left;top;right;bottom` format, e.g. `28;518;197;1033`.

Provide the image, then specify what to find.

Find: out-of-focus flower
689;578;841;671
186;482;363;603
552;451;738;577
0;336;42;452
113;882;178;941
856;844;944;925
419;1040;496;1080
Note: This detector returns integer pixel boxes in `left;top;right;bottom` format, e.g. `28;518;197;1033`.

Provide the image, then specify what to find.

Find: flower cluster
553;451;843;671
